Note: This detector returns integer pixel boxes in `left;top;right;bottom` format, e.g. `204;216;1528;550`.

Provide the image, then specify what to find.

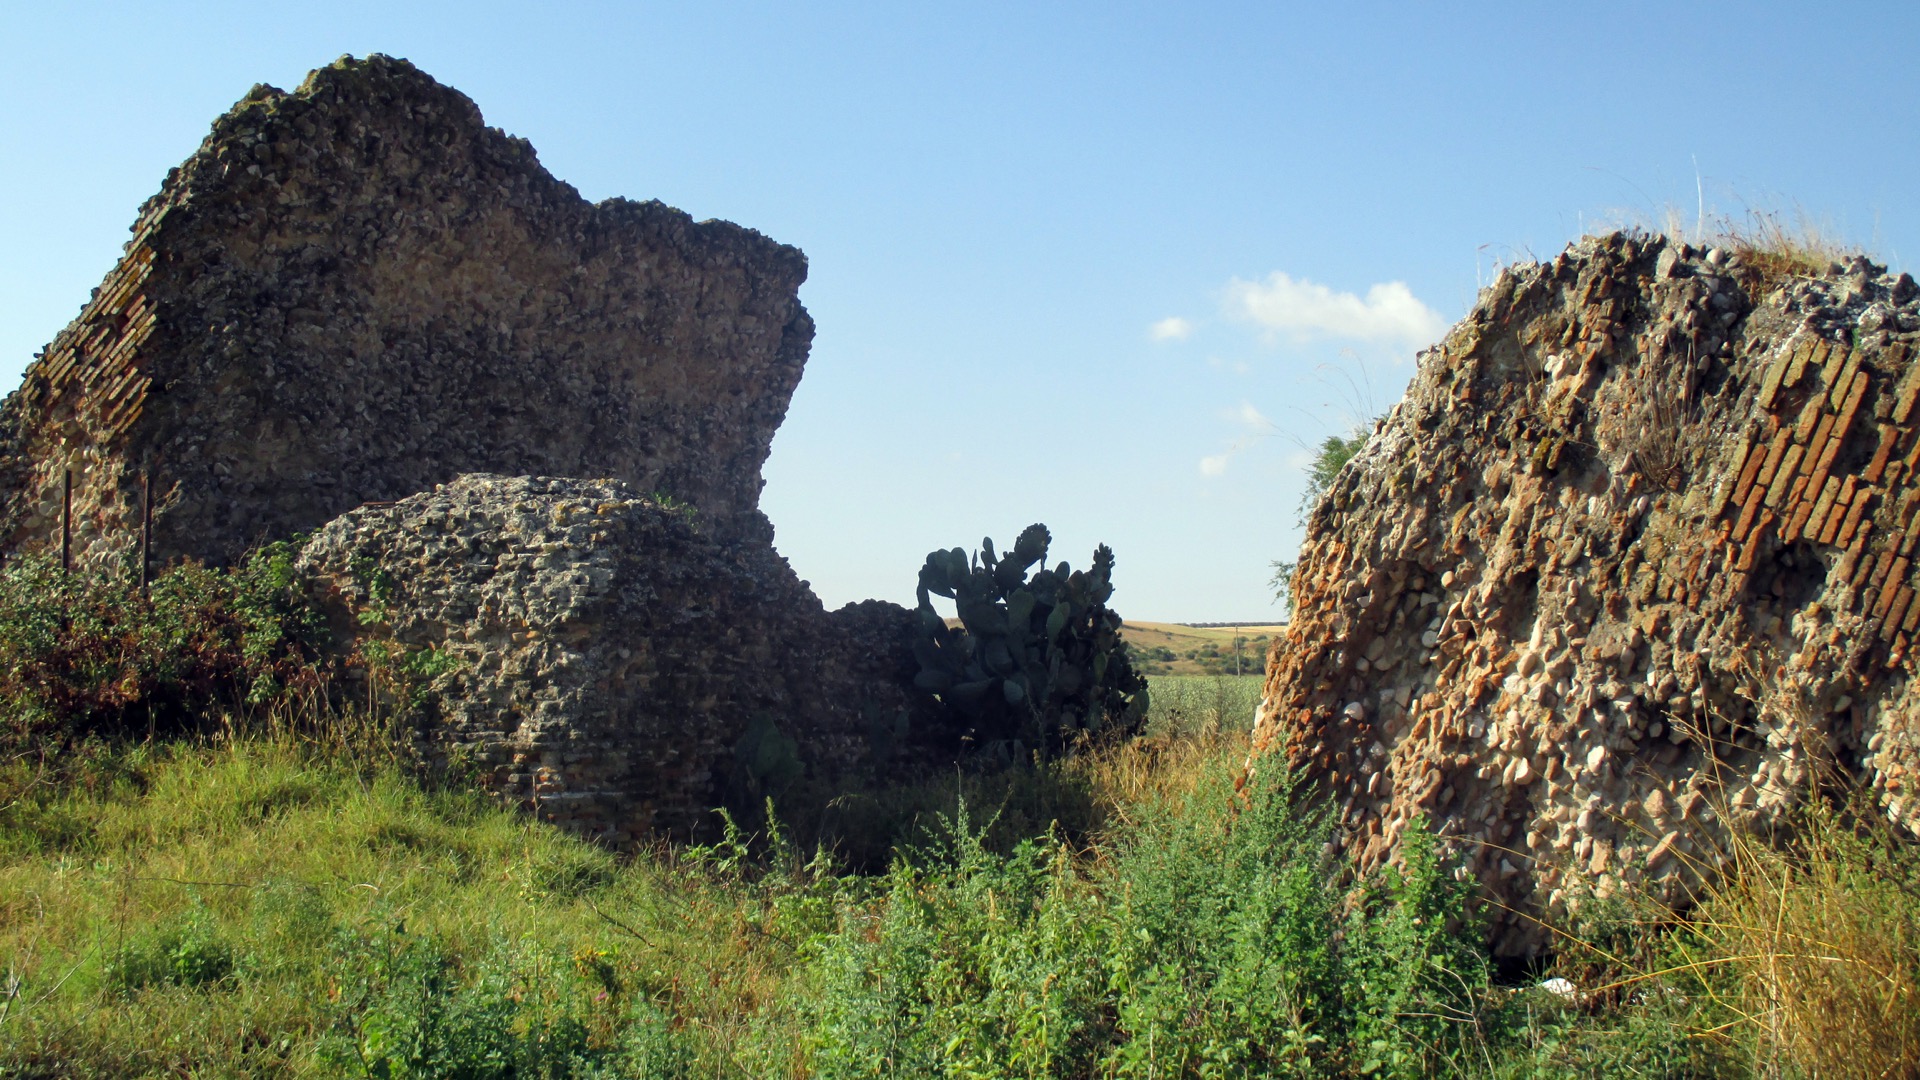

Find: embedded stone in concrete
1255;232;1920;955
297;474;933;842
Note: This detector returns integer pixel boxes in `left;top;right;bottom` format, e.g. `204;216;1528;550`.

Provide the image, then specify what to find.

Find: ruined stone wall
0;54;812;572
1255;232;1920;955
297;474;928;842
2;56;949;841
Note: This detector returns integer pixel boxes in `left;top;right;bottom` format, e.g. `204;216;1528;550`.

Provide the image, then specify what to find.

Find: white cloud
1197;402;1272;477
1225;272;1444;345
1149;316;1194;341
1231;402;1270;429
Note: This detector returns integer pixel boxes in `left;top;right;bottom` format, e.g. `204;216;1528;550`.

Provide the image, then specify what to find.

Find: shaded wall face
0;57;812;570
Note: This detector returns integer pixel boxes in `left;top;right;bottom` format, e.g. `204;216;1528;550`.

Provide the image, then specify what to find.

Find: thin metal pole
60;469;71;573
139;470;152;592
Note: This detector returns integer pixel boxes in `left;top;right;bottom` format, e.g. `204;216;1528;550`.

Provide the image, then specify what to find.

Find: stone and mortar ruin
34;53;1920;918
297;475;922;842
2;55;934;841
1256;231;1920;955
0;54;810;570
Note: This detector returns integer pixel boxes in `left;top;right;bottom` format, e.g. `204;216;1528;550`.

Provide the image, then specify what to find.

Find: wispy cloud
1197;401;1274;477
1149;316;1194;341
1230;402;1271;429
1225;272;1444;345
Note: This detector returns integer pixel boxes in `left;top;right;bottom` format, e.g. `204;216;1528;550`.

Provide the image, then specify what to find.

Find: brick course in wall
0;54;812;573
2;56;945;841
1255;232;1920;955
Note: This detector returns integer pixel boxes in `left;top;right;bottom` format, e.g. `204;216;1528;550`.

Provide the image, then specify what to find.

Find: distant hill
1118;621;1282;677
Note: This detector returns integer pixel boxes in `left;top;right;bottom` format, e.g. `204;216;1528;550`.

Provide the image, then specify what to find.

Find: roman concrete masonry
297;474;922;843
1255;231;1920;954
0;54;812;572
2;56;934;841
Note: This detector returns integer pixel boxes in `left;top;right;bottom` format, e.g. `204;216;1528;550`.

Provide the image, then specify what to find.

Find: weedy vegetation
1;730;1505;1077
0;546;329;753
1650;205;1865;290
3;559;1919;1077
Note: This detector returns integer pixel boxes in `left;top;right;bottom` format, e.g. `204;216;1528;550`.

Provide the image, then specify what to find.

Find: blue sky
4;2;1916;619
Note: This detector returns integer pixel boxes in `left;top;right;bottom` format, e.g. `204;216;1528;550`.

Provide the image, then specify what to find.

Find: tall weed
804;807;1107;1076
1668;797;1920;1076
796;756;1496;1077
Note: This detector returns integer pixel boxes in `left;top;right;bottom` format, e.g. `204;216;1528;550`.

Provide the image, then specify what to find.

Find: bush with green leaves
1107;765;1492;1077
804;805;1110;1076
0;544;329;749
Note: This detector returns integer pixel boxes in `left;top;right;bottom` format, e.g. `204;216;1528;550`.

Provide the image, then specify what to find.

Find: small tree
1270;425;1372;612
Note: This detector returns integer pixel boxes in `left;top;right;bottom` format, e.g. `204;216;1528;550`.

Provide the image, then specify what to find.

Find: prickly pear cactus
911;523;1149;757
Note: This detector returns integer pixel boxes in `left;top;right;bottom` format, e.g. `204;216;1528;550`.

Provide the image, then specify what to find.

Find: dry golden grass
1711;208;1862;288
1543;709;1920;1080
1606;202;1865;289
1120;621;1281;676
1651;688;1920;1075
1670;800;1920;1077
1071;726;1249;825
1120;620;1287;642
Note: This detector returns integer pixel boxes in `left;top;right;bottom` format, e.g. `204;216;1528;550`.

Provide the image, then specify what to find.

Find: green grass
1142;674;1264;736
0;731;1505;1077
5;720;1918;1076
0;741;743;1074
